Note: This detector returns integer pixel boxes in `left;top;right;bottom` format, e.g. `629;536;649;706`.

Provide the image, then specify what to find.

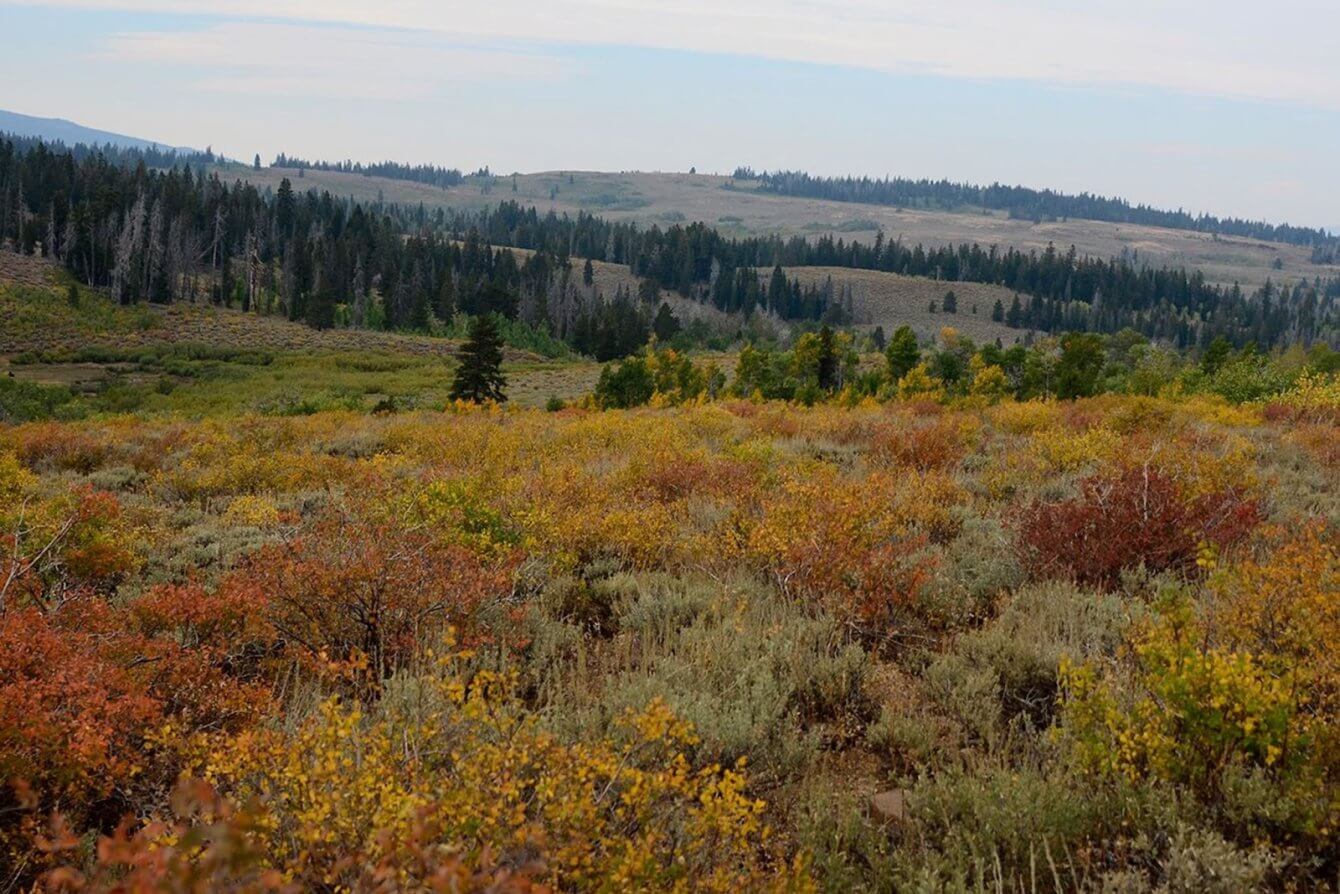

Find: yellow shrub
1030;426;1123;473
897;363;944;401
197;652;811;891
1274;370;1340;418
0;449;36;507
1061;600;1315;793
1177;394;1264;428
988;399;1061;434
223;494;281;528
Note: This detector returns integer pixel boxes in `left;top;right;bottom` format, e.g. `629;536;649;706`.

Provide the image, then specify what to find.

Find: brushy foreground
1;385;1337;891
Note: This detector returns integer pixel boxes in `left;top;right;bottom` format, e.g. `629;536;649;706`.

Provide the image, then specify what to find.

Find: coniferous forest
736;167;1340;251
3;138;1337;354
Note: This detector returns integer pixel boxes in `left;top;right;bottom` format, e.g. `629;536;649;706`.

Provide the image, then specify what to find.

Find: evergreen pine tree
652;302;682;342
943;290;957;313
1055;332;1105;399
583;258;595;287
450;314;508;403
276;178;295;236
767;265;788;314
992;299;1005;322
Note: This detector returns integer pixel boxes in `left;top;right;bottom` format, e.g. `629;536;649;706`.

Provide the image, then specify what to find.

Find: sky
1;1;1337;230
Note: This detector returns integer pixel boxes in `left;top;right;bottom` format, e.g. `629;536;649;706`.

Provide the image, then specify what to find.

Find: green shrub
924;581;1128;741
0;375;76;422
1208;356;1292;404
897;763;1131;890
545;573;871;782
594;355;655;408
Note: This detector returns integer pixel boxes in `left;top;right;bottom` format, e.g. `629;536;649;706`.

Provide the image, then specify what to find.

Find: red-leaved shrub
241;510;514;686
1016;463;1261;589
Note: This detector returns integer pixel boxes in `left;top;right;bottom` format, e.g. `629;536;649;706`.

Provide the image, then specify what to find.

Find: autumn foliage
0;377;1336;890
1016;462;1261;589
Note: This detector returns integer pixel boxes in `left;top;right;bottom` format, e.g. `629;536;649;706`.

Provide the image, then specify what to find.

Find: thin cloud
99;21;572;100
18;0;1340;109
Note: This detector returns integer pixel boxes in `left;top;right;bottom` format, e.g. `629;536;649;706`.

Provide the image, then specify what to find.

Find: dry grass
780;266;1024;343
235;165;1339;292
0;251;58;289
0;257;540;362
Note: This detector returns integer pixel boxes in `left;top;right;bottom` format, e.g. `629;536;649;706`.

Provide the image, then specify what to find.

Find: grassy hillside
0;256;600;415
780;266;1023;343
236;165;1339;291
477;241;1027;343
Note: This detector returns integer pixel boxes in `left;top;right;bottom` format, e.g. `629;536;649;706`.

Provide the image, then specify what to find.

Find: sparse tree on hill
943;290;958;314
451;314;508;404
992;299;1005;322
583;258;594;287
253;153;261;171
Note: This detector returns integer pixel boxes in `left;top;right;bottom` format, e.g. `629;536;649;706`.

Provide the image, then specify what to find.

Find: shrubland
1;278;1338;889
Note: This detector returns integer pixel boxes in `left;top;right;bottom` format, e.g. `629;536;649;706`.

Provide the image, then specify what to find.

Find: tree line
442;202;1338;349
1;136;1335;355
269;153;472;189
0;137;673;355
734;167;1338;250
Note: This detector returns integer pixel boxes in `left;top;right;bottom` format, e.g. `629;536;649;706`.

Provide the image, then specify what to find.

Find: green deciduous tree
1056;332;1105;399
885;325;920;382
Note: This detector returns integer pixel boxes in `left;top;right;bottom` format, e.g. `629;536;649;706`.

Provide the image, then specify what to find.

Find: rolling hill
238;165;1338;294
5;108;1331;295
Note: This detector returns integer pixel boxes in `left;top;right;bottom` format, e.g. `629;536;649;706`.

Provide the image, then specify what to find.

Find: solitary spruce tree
450;314;508;404
652;301;682;342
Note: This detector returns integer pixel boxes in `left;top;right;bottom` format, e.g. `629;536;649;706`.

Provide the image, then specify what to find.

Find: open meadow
0;258;603;415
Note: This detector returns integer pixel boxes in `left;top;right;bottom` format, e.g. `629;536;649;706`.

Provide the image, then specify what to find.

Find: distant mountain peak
0;108;197;154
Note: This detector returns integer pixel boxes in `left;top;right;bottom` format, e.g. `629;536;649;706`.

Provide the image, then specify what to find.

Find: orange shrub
1;485;138;611
241;508;514;686
749;468;936;639
869;416;969;471
0;603;162;861
634;450;755;503
1210;523;1340;719
10;422;111;474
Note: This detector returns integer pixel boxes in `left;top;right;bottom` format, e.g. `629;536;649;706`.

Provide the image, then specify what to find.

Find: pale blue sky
2;1;1337;229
